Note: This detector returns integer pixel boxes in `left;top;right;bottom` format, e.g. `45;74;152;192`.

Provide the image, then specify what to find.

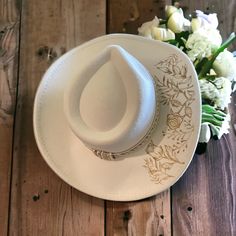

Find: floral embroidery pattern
144;55;195;184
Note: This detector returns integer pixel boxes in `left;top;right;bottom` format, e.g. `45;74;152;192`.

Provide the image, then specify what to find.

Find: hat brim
33;34;201;201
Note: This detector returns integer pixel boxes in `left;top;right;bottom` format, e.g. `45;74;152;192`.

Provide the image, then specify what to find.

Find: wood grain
2;0;235;235
8;0;106;235
106;1;172;235
172;136;236;235
106;191;171;236
0;0;20;235
108;0;171;34
172;1;236;235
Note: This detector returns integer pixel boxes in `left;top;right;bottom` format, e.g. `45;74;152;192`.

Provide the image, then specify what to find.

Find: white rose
167;9;191;33
199;77;232;110
213;50;236;81
152;27;175;41
138;16;160;39
186;28;222;61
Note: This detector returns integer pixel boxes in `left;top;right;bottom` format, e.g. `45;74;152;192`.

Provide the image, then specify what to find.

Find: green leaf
175;31;190;40
165;39;179;46
195;58;208;74
201;104;228;128
202;104;226;117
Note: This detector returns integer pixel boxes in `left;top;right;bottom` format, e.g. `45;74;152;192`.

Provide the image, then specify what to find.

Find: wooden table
1;0;236;235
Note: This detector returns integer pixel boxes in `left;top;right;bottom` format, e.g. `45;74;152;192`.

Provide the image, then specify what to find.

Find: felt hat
34;34;201;201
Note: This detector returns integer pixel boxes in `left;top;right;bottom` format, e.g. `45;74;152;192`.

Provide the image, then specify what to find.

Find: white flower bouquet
138;5;236;149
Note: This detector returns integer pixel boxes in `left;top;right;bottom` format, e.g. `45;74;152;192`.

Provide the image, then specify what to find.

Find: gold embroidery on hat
144;54;195;184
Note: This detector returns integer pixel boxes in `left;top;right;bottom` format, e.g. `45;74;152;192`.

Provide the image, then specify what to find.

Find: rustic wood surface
0;0;235;235
0;0;19;235
8;0;105;235
171;1;236;235
106;191;171;236
108;0;171;34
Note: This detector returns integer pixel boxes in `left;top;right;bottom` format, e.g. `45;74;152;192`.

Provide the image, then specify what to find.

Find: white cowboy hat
33;34;201;201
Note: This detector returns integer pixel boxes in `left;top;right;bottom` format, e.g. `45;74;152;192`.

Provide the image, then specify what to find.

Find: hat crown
64;45;156;154
79;50;127;132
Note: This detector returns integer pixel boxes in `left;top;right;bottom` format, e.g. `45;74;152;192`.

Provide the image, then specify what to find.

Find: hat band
88;80;159;160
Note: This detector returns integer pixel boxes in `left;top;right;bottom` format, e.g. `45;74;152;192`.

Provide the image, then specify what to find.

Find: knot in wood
123;210;132;221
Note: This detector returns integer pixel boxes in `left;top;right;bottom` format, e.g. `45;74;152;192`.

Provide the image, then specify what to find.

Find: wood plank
108;0;172;34
172;1;236;235
172;137;236;235
106;192;171;236
9;0;106;235
0;0;20;235
106;1;172;235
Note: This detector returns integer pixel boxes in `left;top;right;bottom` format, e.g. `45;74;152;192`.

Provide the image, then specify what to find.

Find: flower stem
159;19;167;25
198;32;236;79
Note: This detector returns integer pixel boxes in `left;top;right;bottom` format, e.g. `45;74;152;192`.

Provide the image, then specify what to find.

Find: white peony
138;17;160;39
152;27;175;41
213;50;236;81
199;77;232;110
165;5;178;18
191;10;218;32
186;28;222;61
167;8;190;33
196;10;218;29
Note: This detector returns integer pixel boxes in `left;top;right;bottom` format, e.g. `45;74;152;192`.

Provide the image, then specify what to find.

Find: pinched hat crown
64;45;157;159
